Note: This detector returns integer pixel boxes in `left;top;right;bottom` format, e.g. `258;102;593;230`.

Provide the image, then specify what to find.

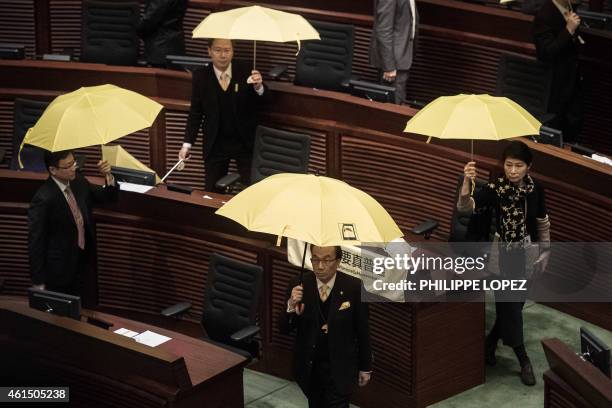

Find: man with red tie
28;150;117;298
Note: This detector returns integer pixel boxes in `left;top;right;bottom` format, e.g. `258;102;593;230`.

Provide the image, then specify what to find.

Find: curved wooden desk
1;0;611;155
0;297;247;408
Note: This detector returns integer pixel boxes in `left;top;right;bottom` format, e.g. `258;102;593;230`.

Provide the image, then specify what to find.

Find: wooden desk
542;338;612;408
0;297;248;408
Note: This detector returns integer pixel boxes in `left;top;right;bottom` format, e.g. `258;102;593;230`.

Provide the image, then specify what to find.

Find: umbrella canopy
404;94;541;141
192;5;320;43
101;144;161;184
23;84;163;152
216;173;403;247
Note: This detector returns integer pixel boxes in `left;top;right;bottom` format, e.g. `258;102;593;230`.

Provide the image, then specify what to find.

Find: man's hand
249;70;263;91
178;146;191;161
358;371;371;387
532;250;551;278
97;160;111;176
289;284;305;315
383;70;397;82
566;12;581;35
32;283;45;290
463;161;477;181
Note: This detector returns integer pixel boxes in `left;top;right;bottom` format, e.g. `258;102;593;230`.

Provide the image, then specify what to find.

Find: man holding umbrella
179;38;266;192
281;244;372;408
28;150;117;301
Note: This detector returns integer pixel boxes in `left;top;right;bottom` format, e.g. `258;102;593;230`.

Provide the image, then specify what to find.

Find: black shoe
520;361;536;386
485;339;497;366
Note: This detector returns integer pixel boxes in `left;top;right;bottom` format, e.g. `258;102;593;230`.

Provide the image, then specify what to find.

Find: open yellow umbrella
216;173;403;247
19;84;162;166
404;93;541;192
404;94;541;149
192;5;320;68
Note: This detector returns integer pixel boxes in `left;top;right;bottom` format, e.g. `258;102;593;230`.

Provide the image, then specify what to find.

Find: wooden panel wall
96;221;259;320
0;0;37;58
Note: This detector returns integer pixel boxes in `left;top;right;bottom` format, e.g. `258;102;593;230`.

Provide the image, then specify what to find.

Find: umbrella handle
253;40;256;71
299;241;308;284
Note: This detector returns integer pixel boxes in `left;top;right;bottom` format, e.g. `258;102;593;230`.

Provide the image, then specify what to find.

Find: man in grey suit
369;0;418;105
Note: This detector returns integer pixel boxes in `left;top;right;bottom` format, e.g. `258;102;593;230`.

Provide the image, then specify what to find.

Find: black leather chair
293;20;354;91
495;53;555;126
162;253;264;360
215;125;311;192
81;0;139;66
413;175;496;242
10;98;49;171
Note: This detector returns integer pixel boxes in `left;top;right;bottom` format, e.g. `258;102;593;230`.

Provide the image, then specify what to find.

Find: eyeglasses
310;257;338;266
210;47;232;55
55;161;77;170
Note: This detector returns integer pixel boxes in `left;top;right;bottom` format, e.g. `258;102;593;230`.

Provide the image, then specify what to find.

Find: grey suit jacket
369;0;418;72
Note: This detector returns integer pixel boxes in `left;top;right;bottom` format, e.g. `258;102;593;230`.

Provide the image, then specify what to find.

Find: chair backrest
250;126;311;184
81;0;139;66
11;98;49;171
495;53;552;118
202;253;263;352
294;20;354;91
449;174;497;242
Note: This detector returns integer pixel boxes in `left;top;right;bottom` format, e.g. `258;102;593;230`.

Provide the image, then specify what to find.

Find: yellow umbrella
404;93;541;193
404;94;541;146
192;5;320;68
20;84;162;166
101;144;161;184
216;173;403;247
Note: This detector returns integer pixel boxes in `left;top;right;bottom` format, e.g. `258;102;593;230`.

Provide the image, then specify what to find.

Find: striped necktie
320;284;329;302
65;186;85;250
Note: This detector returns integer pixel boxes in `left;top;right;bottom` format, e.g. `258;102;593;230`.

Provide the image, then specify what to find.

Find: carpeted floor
243;300;612;407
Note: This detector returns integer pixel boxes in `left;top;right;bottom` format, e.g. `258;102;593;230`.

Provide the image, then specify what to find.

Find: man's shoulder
336;271;362;290
32;177;57;199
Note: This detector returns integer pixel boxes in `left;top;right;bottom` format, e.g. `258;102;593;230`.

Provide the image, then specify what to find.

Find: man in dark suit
137;0;188;67
369;0;418;105
281;245;372;408
534;0;583;143
28;150;117;298
179;38;266;192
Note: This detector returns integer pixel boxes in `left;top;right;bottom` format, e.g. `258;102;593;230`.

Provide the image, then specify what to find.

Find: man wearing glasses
179;38;265;192
28;150;116;301
281;244;372;408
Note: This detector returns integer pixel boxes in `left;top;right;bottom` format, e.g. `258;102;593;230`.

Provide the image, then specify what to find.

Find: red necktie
65;186;85;250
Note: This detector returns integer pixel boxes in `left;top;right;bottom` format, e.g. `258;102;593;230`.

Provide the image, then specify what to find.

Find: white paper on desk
114;328;139;338
133;330;172;347
118;181;154;194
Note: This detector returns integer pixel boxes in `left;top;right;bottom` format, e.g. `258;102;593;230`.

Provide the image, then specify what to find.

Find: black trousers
204;136;252;192
489;300;526;347
46;249;88;299
490;247;528;347
550;74;584;144
307;360;351;408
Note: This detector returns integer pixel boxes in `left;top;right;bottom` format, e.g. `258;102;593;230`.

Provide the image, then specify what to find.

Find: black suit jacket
280;271;372;396
533;1;581;112
184;62;265;160
28;175;117;288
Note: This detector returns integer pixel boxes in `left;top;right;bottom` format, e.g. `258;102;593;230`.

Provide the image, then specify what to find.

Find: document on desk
133;330;172;347
118;182;154;194
114;328;139;338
